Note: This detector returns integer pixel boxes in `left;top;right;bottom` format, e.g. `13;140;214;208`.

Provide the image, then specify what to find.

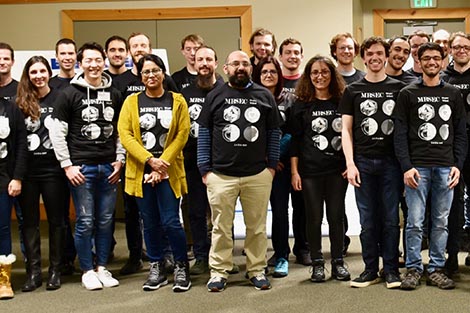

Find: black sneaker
310;261;325;283
249;273;271;290
385;271;401;289
143;262;168;291
331;259;350;281
350;271;381;288
189;259;209;275
343;235;351;257
426;269;455;290
207;276;227;292
400;268;422;290
267;254;276;267
120;259;143;275
172;261;191;292
295;253;312;266
61;261;76;276
466;253;470;266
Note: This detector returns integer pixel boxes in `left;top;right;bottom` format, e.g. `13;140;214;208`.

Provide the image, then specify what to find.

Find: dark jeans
291;190;310;256
0;191;13;255
270;165;291;260
354;155;401;274
303;173;347;261
447;178;464;257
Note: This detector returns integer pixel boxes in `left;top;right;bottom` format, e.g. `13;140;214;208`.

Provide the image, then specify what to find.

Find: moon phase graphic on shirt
142;132;156;150
44;115;53;130
418;104;435;122
438;105;451;122
312;135;328;150
331;136;342;151
332;118;342;132
439;124;450;141
0;116;11;139
382;100;395;116
360;118;378;136
81;123;101;140
223;106;241;123
190;121;199;138
102;124;114;138
189;104;202;121
243;126;259;142
42;136;53;150
311;117;328;134
81;107;99;122
159;134;167;148
27;134;40;151
103;107;115;122
244;107;261;123
25;116;40;133
360;99;378;116
0;142;7;159
140;114;156;130
222;124;240;142
381;119;394;135
160;115;172;129
418;123;437;141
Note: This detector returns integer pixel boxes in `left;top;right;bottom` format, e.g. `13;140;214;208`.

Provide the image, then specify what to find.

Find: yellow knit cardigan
117;91;190;198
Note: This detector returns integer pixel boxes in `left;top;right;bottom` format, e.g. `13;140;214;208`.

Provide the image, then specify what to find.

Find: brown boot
0;254;16;300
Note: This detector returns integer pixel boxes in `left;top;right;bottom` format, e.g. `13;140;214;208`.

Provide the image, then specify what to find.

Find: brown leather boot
0;254;16;300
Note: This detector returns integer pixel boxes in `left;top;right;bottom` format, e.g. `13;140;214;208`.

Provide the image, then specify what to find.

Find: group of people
0;25;469;300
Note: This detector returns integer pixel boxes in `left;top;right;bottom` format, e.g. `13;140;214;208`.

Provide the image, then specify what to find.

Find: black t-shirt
405;68;423;79
394;81;467;169
441;65;470;123
171;67;197;92
387;71;419;85
0;80;18;101
49;76;73;91
342;69;366;85
198;82;280;176
138;92;173;158
282;77;299;95
339;77;405;157
25;88;63;179
181;79;224;169
113;69;178;100
290;98;345;177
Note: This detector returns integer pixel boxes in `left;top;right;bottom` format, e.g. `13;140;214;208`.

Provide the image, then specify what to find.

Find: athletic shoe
190;259;209;275
426;270;455;290
172;261;191;292
310;262;326;283
250;273;271;290
400;268;422;290
143;262;168;291
81;270;103;290
273;258;288;278
207;276;227;292
96;267;119;288
350;271;381;288
119;259;143;275
331;259;350;281
385;272;401;289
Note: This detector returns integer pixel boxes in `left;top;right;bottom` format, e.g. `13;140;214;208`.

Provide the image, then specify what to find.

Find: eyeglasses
141;68;162;77
420;56;442;62
226;61;251;68
452;45;470;52
261;69;278;76
310;70;331;78
337;46;354;52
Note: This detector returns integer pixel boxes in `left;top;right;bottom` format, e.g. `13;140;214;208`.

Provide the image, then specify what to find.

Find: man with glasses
197;50;280;292
395;43;467;290
340;36;404;289
330;33;365;85
406;31;430;78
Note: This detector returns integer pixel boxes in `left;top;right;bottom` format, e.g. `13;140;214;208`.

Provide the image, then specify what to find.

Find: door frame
373;8;470;36
61;5;252;52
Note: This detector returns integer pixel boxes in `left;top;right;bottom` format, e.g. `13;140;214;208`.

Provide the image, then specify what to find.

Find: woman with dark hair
289;55;350;282
118;54;191;292
252;56;293;278
16;56;69;291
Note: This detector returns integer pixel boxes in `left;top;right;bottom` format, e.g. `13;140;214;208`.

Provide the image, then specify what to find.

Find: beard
196;68;215;91
228;70;250;88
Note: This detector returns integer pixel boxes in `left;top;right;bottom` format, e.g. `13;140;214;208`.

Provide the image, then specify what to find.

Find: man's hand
202;172;212;185
8;179;21;197
291;173;302;191
404;168;420;189
448;166;460;189
268;168;275;177
347;164;361;187
144;171;162;187
108;161;123;184
64;165;85;186
276;161;285;172
148;157;170;174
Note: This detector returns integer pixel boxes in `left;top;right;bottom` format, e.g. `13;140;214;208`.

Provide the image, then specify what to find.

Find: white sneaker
96;267;119;288
82;270;103;290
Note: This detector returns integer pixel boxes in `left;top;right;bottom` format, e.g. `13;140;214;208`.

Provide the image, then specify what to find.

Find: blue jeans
0;191;13;255
135;180;187;263
70;164;117;271
405;167;453;273
354;155;401;274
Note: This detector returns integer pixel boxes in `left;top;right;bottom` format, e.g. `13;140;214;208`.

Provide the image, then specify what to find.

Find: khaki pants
206;168;273;279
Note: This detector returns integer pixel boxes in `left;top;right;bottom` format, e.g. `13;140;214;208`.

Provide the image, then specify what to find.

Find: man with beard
181;46;223;275
340;36;405;289
386;36;417;84
249;28;277;67
395;43;467;290
198;50;280;292
441;32;470;276
432;29;451;69
406;31;430;78
104;35;128;79
330;33;365;85
172;34;204;91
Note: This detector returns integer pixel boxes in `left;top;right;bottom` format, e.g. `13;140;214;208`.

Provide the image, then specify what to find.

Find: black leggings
302;173;348;261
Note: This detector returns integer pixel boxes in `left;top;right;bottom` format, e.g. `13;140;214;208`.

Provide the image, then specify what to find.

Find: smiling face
259;62;279;91
80;49;105;85
0;49;14;76
250;35;274;61
224;51;252;88
279;43;303;72
310;61;331;93
195;47;217;77
362;43;387;73
28;62;50;90
106;39;128;69
129;34;151;64
141;60;164;91
419;49;443;79
335;37;356;66
451;36;470;67
56;43;76;72
388;38;410;71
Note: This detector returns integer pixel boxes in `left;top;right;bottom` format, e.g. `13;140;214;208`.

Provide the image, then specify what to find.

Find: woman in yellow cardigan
118;54;191;293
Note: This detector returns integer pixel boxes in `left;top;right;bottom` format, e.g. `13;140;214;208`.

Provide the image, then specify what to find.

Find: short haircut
128;32;152;49
432;29;450;41
77;42;106;62
55;38;76;54
279;38;303;55
136;54;166;79
418;42;444;60
329;33;359;60
181;34;204;49
196;45;218;61
360;36;390;58
388;35;409;47
0;42;14;60
251;56;284;98
408;30;430;44
249;28;277;54
449;31;470;47
105;35;129;52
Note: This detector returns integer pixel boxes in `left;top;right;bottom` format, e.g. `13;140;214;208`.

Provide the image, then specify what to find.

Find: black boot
310;260;325;283
22;227;43;292
331;258;351;281
47;225;65;290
